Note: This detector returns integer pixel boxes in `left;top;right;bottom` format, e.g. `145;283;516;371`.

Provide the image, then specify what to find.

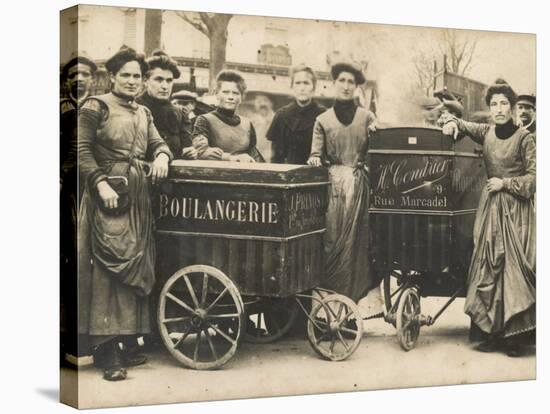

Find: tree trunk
208;25;228;93
144;9;163;57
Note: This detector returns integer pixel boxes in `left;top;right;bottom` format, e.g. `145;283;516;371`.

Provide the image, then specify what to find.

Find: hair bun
151;49;169;58
494;78;508;85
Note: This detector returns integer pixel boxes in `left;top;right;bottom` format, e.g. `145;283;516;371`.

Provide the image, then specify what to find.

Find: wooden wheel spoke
207;313;240;319
325;303;339;320
173;326;192;349
183;275;200;308
329;335;337;353
193;330;202;362
208;323;237;346
166;292;196;314
336;331;351;352
315;330;330;345
200;273;209;307
336;302;345;320
203;328;219;360
340;326;358;336
162;316;190;324
205;288;229;312
402;319;413;331
338;310;356;328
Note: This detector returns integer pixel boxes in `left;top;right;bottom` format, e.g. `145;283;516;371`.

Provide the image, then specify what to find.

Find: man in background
516;93;536;139
60;55;97;366
172;89;199;128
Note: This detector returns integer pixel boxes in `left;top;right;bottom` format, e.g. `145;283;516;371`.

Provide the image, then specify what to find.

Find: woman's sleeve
78;99;108;189
247;123;265;162
310;118;326;159
192;115;226;160
455;119;491;146
503;133;536;199
266;111;285;163
145;109;173;161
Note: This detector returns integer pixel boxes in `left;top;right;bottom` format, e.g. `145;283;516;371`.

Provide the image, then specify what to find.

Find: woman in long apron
308;62;377;303
441;79;536;357
78;48;172;380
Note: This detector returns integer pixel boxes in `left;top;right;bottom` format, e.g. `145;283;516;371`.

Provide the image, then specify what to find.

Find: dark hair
61;56;97;80
145;50;181;79
485;78;517;107
216;70;247;95
105;47;148;76
290;65;317;88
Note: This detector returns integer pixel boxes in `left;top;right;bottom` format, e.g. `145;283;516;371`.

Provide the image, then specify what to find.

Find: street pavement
63;292;535;409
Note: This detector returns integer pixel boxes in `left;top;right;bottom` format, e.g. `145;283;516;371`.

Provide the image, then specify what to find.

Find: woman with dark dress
78;48;172;381
267;65;325;164
440;79;536;357
307;62;377;303
192;70;264;162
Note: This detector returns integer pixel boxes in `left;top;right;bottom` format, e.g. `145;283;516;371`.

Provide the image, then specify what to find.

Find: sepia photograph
57;0;538;410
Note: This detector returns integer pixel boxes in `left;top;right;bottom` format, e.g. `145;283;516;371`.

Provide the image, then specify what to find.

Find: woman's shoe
503;337;524;357
123;346;148;367
97;339;128;381
474;340;498;353
103;367;127;381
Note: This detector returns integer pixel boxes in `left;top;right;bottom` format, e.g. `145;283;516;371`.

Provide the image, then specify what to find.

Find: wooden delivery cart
367;127;485;350
154;161;363;369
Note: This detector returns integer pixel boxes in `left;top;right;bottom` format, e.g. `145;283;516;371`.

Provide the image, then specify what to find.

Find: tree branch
175;11;210;36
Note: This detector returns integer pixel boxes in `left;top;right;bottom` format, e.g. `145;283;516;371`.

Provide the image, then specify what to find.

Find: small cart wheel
396;288;421;351
158;265;244;370
307;294;363;361
242;297;299;344
382;271;406;327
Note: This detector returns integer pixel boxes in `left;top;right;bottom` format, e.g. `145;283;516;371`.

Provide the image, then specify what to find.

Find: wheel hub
328;321;340;333
191;308;207;327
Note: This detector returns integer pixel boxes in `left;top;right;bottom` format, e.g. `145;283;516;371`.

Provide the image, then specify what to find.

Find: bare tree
175;11;233;92
144;9;163;57
438;29;477;75
411;29;478;95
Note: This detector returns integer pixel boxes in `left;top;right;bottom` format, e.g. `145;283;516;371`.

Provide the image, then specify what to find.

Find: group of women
76;47;536;381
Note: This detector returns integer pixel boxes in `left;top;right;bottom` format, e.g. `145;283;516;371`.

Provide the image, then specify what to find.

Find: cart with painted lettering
366;127;485;351
154;161;363;369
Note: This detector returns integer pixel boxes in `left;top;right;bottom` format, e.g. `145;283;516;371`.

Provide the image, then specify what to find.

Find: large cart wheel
242;297;299;344
158;265;244;370
307;294;363;361
396;288;421;351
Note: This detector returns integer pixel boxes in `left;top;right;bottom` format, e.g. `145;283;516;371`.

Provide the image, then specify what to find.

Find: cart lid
168;160;329;185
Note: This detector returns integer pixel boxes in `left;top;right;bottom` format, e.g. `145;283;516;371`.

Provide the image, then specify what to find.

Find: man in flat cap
172;89;199;127
516;93;536;138
60;55;97;366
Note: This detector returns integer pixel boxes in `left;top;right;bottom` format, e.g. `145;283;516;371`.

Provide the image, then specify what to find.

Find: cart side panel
370;213;451;273
156;233;322;297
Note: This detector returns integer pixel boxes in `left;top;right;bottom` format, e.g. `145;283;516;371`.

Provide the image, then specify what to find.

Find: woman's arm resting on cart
439;113;490;145
307;119;325;166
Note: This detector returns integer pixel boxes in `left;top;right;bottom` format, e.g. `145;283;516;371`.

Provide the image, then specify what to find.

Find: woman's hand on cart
181;146;198;160
229;153;255;163
192;135;209;152
151;153;170;185
307;156;322;167
97;180;119;210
